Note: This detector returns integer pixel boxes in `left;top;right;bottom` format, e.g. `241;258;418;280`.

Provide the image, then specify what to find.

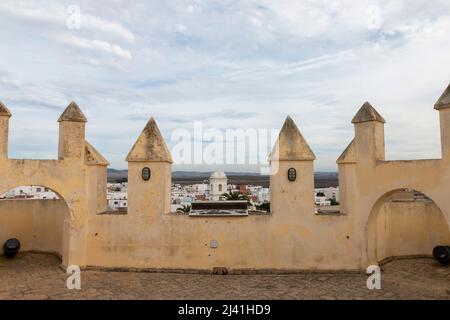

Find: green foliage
330;199;340;206
176;204;191;213
221;191;249;201
256;202;270;212
221;192;251;207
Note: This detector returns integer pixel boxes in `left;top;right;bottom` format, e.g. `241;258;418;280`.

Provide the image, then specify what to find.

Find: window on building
36;188;42;192
219;184;223;192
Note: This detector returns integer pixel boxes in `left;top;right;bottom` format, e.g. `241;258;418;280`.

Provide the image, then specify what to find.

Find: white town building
209;171;228;201
315;187;340;203
1;186;59;200
107;191;128;210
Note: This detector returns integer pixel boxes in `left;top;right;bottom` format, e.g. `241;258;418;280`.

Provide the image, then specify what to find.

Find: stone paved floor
0;253;449;300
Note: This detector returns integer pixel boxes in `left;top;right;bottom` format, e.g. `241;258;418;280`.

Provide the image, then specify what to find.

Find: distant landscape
108;169;338;188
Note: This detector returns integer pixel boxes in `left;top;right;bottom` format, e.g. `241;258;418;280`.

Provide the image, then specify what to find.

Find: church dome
210;171;227;179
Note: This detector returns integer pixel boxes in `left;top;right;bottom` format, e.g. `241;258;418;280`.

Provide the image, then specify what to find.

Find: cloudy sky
0;0;449;172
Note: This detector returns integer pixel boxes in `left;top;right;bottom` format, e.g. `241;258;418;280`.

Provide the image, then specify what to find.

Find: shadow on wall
0;186;70;261
367;189;450;263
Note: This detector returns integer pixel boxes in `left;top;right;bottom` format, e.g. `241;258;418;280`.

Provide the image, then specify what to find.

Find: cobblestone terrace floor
0;253;449;300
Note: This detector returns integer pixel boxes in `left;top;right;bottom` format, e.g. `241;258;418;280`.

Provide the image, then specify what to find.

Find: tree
176;204;191;213
221;191;251;207
221;191;249;201
256;202;270;212
330;199;339;206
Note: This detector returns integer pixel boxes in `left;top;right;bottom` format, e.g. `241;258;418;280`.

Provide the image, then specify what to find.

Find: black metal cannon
3;238;21;259
433;245;450;266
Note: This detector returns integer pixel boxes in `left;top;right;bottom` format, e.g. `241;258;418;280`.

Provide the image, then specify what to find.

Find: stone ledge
83;265;213;274
378;255;433;267
97;210;128;215
315;210;345;216
249;210;271;215
81;265;363;275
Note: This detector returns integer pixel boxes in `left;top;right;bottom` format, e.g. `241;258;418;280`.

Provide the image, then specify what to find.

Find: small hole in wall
346;235;350;239
95;233;98;237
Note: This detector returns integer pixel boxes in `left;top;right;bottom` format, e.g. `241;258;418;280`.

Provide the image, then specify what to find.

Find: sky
0;0;449;172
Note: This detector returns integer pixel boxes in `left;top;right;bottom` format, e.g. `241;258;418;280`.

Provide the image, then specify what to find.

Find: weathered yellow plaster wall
85;211;359;271
370;201;450;262
0;199;69;255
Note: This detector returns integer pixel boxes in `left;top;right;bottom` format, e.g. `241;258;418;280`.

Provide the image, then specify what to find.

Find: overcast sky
0;1;449;172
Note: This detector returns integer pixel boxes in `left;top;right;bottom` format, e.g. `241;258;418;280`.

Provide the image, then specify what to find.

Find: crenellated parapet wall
337;84;450;266
1;84;449;271
85;113;359;271
0;102;109;267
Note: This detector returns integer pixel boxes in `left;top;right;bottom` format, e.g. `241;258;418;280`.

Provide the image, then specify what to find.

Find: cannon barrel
3;238;21;259
432;245;450;266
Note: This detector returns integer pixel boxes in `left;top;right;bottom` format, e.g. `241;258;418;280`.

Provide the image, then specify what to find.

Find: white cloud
82;14;135;43
0;1;135;42
0;2;62;24
0;1;449;170
55;34;132;59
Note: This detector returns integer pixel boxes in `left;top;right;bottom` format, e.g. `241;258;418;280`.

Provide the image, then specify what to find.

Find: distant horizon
106;167;339;188
108;168;339;174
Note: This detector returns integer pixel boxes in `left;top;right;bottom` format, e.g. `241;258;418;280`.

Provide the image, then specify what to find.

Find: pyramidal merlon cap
434;84;450;110
351;102;385;124
85;141;110;166
126;117;173;163
270;116;316;161
0;101;12;117
337;138;356;164
58;102;87;122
